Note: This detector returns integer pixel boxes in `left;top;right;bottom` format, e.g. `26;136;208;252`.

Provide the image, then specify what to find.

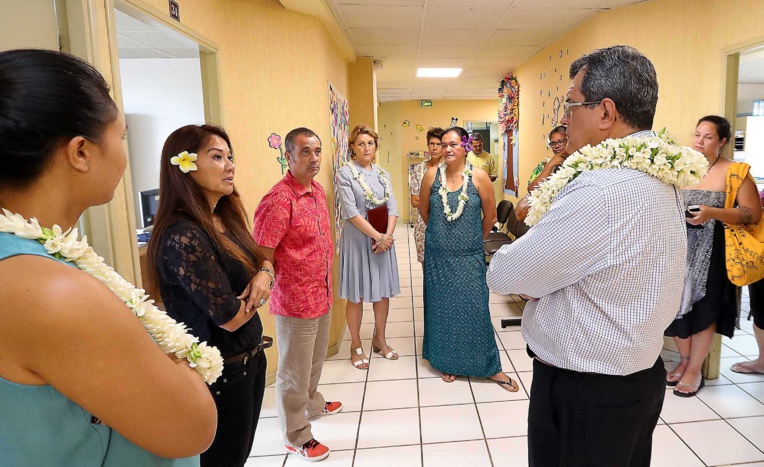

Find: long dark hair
0;49;117;190
147;125;265;287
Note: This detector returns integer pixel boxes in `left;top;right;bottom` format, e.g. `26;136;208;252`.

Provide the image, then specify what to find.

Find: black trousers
201;351;267;467
749;279;764;329
528;357;665;467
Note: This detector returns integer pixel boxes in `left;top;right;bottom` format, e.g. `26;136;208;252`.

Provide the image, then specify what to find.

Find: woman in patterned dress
665;116;761;397
410;127;444;266
418;126;519;391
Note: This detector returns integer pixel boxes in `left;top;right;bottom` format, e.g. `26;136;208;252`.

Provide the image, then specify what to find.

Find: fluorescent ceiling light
417;68;462;78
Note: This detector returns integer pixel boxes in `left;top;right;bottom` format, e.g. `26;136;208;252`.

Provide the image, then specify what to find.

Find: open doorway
114;9;206;232
108;1;222;295
733;45;764;190
465;121;503;203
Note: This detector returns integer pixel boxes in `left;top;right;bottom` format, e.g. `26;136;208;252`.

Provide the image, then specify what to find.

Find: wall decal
416;124;423;132
403;120;410;127
551;96;563;127
268;133;288;174
450;117;458;127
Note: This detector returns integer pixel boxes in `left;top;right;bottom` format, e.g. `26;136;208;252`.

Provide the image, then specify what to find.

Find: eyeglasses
563;100;602;118
549;138;568;147
428;142;441;147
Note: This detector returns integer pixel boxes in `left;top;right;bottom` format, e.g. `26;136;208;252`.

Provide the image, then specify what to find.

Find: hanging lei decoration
0;210;224;384
525;130;709;226
348;162;393;207
498;74;519;134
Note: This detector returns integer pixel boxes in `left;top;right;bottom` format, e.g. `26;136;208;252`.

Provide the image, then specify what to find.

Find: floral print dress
410;161;428;263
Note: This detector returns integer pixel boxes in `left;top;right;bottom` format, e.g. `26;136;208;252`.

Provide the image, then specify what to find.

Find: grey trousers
275;312;331;446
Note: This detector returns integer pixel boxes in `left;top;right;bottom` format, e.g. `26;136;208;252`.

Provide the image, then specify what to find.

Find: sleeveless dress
0;232;198;467
422;173;502;377
665;190;740;338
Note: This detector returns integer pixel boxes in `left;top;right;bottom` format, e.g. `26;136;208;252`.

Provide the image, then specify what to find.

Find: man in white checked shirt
487;46;686;467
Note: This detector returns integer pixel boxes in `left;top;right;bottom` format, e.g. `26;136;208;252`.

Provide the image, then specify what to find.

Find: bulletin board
329;83;350;254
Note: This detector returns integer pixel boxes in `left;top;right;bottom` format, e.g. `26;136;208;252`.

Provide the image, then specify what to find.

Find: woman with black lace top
148;125;274;467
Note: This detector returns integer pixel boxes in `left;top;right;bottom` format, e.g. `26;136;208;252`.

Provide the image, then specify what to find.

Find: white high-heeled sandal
351;347;369;369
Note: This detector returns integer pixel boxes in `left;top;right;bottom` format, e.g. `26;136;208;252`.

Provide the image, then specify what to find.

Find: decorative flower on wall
268;132;288;174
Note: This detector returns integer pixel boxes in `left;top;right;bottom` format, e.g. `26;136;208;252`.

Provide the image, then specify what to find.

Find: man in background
467;133;498;182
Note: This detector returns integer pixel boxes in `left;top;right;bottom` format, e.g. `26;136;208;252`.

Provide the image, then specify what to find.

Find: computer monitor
140;189;160;228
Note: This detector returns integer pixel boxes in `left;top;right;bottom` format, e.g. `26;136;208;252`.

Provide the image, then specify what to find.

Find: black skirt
665;221;740;339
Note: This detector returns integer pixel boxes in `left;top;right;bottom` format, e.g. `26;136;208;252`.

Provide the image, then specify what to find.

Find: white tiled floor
247;225;764;466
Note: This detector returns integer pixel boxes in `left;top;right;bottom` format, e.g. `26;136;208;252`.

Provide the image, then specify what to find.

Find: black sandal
673;376;704;398
666;356;689;387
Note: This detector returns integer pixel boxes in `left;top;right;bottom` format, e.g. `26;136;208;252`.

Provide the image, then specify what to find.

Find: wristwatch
259;268;275;289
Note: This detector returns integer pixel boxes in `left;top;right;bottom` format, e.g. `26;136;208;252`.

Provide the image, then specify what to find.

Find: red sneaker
321;401;343;416
285;438;330;462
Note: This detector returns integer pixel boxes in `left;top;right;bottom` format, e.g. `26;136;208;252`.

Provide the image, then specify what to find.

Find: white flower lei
348;162;392;207
0;210;223;384
438;162;473;221
525;131;708;226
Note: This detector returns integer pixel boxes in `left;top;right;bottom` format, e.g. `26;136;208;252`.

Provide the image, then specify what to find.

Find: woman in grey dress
338;125;401;369
665;115;762;397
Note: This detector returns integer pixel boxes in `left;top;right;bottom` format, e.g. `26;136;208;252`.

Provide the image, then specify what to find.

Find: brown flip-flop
489;375;520;392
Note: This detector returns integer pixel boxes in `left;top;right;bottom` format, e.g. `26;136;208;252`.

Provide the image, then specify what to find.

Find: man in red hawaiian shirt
253;128;341;463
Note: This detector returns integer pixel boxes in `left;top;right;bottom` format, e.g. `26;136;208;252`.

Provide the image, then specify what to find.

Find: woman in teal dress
418;126;519;391
0;50;215;466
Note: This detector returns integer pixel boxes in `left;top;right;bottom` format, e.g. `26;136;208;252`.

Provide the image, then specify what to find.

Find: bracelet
259;268;275;290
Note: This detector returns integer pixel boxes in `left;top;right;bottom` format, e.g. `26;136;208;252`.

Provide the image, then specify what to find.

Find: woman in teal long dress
418;126;519;391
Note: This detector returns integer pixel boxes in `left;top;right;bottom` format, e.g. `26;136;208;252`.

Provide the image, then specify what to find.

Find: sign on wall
169;0;180;22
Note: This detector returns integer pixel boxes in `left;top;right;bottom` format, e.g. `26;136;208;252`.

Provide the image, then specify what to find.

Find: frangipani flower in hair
461;135;474;153
171;151;198;173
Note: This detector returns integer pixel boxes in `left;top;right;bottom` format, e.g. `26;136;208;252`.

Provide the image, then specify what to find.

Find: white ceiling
115;10;199;59
326;0;649;102
740;46;764;85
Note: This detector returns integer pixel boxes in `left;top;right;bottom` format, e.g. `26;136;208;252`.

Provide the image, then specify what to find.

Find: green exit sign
420;100;433;108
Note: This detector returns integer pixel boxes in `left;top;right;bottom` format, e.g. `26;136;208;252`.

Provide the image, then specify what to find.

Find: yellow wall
92;0;367;382
348;57;378;131
513;0;764;199
378;99;502;222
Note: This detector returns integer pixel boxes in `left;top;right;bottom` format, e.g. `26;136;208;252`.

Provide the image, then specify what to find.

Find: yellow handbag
724;162;764;286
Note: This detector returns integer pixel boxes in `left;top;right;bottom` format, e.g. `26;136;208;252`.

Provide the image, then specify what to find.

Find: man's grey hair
284;127;322;154
569;45;658;130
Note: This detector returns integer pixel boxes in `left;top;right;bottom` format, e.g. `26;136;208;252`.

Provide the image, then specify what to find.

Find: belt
224;336;273;365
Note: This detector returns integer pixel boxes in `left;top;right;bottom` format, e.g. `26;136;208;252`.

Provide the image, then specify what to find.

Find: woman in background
410;127;444;266
149;125;273;466
665;115;761;397
338;125;401;369
528;126;569;191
